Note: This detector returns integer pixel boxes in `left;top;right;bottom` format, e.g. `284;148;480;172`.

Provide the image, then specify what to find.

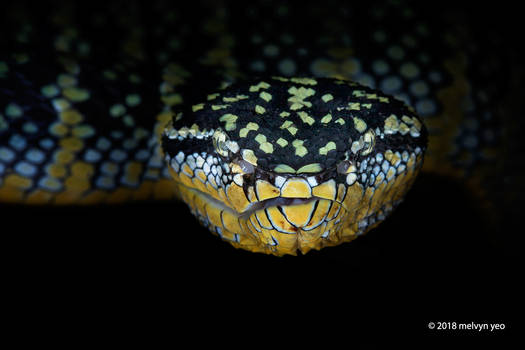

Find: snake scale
0;1;518;256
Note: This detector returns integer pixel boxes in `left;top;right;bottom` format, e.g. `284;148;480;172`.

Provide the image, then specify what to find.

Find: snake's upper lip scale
178;181;336;218
238;196;320;219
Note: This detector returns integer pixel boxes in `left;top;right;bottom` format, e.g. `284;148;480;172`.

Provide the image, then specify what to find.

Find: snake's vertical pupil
337;160;356;174
212;129;230;157
360;129;376;156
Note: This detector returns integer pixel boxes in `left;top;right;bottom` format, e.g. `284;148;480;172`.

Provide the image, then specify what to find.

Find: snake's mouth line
176;181;337;219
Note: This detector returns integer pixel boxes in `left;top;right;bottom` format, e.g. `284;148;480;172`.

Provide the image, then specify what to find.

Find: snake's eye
360;129;376;156
212;128;230;157
337;160;356;174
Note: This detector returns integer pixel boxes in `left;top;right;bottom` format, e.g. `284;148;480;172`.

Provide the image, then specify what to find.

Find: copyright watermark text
427;321;505;332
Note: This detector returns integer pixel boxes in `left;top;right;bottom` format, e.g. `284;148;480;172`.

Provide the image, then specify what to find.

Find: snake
0;1;512;256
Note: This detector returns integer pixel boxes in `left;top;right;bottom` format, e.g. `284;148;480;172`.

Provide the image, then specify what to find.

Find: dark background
3;172;521;341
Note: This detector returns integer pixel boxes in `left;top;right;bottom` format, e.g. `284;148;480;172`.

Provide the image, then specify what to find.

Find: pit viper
0;1;511;256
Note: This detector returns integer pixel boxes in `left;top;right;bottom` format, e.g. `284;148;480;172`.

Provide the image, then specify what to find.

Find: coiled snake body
0;1;509;255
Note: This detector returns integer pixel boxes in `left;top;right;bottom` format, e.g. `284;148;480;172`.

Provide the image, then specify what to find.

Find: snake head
162;77;427;256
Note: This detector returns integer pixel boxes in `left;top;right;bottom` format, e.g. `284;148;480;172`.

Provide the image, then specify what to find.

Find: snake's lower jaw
171;175;418;256
167;147;425;255
177;190;355;256
166;150;425;255
175;188;395;256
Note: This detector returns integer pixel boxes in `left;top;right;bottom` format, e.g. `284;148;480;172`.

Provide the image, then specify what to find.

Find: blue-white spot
278;58;297;76
51;98;71;112
9;134;27;151
96;137;111;151
133;127;149;140
387;46;405;60
409;81;429;97
399;62;420;79
123;138;138;150
0;147;15;162
25;149;46;164
415;99;437;116
123;116;135;127
0;163;4;175
39;138;55;149
111;130;124;139
371;60;389;75
38;176;62;191
428;71;442;83
101;162;119;175
344;57;362;76
15;161;37;177
84;149;102;163
95;176;115;189
135;149;150;161
22;122;38;134
109;149;127;162
380;76;402;93
5;102;23;118
40;84;60;98
0;115;7;132
120;174;139;187
263;44;280;57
